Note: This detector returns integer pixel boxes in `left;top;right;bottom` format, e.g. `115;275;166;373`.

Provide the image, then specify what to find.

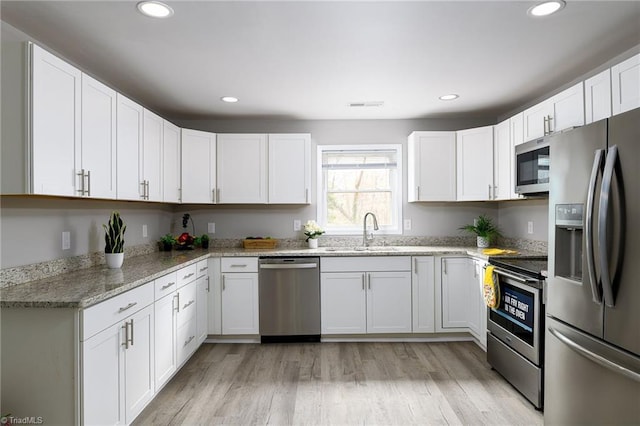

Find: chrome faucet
363;212;379;247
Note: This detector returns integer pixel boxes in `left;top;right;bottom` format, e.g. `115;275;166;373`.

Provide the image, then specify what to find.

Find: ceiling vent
348;101;384;108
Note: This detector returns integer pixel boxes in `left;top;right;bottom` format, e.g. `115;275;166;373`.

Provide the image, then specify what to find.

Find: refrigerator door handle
599;145;622;307
586;149;605;304
549;326;640;383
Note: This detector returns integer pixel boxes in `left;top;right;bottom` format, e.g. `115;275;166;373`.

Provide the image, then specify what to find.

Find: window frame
316;144;403;235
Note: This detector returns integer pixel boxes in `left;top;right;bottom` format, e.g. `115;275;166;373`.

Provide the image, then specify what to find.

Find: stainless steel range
486;257;547;409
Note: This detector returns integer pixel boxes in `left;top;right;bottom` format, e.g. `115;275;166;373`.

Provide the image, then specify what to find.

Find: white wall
498;198;549;241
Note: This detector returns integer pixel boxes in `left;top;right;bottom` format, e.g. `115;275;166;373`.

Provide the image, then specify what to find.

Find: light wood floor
134;341;543;425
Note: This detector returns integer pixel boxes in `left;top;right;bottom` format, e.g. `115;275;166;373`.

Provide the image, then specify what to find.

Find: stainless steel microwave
515;137;550;195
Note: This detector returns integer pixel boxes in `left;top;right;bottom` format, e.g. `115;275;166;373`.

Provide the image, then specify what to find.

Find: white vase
477;236;490;248
308;238;319;249
105;252;124;269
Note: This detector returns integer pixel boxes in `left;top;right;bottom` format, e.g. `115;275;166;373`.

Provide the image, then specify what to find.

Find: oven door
515;137;550;195
488;268;543;366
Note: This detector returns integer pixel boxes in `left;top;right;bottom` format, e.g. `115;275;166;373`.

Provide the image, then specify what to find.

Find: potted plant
160;233;176;251
459;214;502;248
304;220;324;249
103;211;126;268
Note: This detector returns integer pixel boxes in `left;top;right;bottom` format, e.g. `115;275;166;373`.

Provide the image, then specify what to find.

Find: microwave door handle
586;149;605;304
598;145;622;308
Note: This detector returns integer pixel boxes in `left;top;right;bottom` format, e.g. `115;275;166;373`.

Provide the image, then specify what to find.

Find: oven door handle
493;268;540;285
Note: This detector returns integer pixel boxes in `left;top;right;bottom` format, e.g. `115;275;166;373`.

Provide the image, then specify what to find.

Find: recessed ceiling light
221;96;239;103
528;0;566;17
137;1;174;18
439;94;459;101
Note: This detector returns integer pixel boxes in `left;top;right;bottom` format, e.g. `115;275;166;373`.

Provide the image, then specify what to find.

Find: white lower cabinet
320;257;412;334
83;293;155;425
221;257;259;335
154;289;177;391
412;256;435;333
207;257;223;335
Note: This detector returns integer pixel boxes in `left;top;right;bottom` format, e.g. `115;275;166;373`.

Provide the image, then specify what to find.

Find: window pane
327;192;392;226
327;169;391;191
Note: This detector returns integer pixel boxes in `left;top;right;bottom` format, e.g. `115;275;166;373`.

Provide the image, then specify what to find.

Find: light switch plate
528;221;534;234
403;219;412;230
208;222;216;233
62;231;71;250
293;220;302;231
142;224;148;238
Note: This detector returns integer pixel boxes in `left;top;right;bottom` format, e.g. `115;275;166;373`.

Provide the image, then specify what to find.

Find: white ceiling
2;1;639;121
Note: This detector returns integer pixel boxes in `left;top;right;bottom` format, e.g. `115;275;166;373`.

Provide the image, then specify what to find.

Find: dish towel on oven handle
483;265;500;308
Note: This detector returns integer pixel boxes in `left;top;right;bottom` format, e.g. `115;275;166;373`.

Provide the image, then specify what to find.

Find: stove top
489;257;548;280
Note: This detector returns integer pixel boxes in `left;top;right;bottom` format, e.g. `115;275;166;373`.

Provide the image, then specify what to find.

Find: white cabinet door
585;69;612;124
320;272;367;334
154;292;177;391
493;119;512;200
217;134;267;204
207;258;222;335
124;304;155;423
80;73;116;199
612;53;640;115
551;82;584;132
523;99;553;141
30;44;81;196
407;131;456;201
162;120;181;203
456;126;494;201
412;256;435;333
196;275;209;344
366;271;412;333
142;109;163;201
221;272;259;334
82;321;125;426
440;257;473;330
268;134;311;204
116;94;143;201
181;129;216;204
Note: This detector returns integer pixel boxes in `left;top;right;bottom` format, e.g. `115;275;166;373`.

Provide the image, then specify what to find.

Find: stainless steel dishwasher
258;257;320;343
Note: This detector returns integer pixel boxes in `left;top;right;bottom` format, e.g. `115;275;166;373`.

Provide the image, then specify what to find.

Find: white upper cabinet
181;129;216;204
268;134;311;204
116;94;143;201
142;109;163;201
523;82;584;140
30;43;81;196
80;74;117;199
456;126;494;201
407;131;456;201
493;119;512;201
585;69;612;124
611;53;640;115
217;134;268;204
162;120;181;203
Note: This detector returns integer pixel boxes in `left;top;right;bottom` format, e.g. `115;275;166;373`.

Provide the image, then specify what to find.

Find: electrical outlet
528;221;534;234
403;219;412;230
208;222;216;233
142;224;148;238
62;231;71;250
293;220;302;231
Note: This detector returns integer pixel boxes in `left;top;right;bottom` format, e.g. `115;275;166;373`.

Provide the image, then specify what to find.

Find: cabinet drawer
177;318;198;366
221;257;258;273
176;264;197;288
196;259;209;278
176;280;197;326
154;271;177;300
82;282;153;341
321;256;411;273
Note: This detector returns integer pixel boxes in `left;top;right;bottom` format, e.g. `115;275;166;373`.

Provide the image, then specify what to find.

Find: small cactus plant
103;211;126;253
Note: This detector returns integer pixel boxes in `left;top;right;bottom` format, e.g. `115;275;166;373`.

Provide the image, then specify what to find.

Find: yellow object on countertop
482;248;519;255
483;265;500;308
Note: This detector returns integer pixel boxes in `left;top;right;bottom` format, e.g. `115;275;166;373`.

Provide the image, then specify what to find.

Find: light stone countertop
0;246;545;309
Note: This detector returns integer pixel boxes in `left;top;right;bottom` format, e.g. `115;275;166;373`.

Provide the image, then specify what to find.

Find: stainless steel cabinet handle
586;149;605;304
416;186;420;200
173;294;179;312
118;302;137;313
77;169;85;195
367;274;371;290
547;115;554;133
161;282;175;290
230;264;247;268
184;335;195;347
183;272;195;280
599;145;621;308
206;276;210;292
140;181;146;199
86;170;91;196
222;275;225;290
121;322;129;348
443;259;447;275
199;267;208;273
183;299;195;310
305;188;309;203
362;274;365;290
549;326;640;383
414;258;418;271
493;185;497;199
129;319;134;347
217;188;221;203
212;188;216;203
488;184;491;199
176;292;180;312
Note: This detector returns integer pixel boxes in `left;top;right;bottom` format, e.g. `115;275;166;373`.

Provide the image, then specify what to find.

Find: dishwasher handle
260;263;318;270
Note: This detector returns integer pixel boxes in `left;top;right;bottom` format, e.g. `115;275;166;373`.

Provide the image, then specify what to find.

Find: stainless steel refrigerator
545;107;640;423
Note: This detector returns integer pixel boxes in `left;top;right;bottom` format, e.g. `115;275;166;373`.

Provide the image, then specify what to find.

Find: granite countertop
0;246;545;309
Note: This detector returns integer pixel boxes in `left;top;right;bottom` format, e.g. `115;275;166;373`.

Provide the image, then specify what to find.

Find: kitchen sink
323;246;398;252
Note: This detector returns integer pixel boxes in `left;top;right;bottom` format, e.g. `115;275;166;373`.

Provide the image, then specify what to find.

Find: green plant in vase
459;214;502;248
103;211;126;268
